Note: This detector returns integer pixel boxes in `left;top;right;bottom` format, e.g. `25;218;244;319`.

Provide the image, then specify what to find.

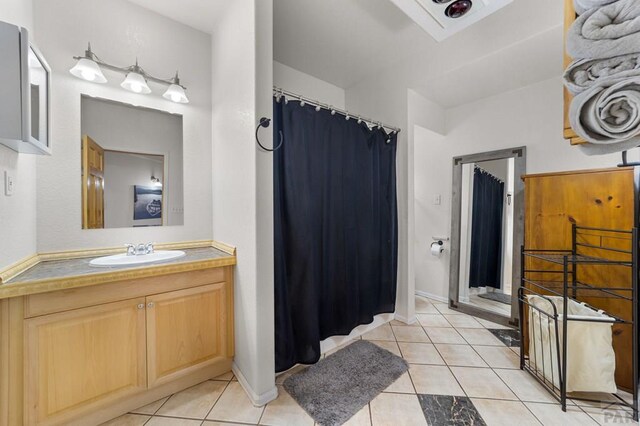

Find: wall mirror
80;96;184;229
449;147;526;324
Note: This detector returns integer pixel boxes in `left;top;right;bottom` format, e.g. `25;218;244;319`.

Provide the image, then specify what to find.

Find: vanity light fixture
70;43;189;103
150;175;162;186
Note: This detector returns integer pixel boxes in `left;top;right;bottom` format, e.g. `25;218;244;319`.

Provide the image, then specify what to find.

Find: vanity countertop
0;246;236;299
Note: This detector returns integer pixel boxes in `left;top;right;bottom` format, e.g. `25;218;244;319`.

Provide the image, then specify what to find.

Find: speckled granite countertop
0;246;236;299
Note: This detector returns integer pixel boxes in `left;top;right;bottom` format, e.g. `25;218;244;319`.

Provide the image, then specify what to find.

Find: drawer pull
137;303;144;310
147;302;154;308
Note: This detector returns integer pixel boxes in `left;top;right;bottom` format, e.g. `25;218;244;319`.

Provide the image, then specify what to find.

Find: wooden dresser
523;167;638;391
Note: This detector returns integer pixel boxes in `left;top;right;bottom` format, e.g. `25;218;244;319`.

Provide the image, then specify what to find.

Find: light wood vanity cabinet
1;264;235;426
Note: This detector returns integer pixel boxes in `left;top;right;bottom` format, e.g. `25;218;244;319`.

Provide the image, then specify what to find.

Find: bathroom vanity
0;242;236;426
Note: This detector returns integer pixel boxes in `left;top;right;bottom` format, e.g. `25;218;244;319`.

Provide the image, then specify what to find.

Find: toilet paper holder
432;236;450;245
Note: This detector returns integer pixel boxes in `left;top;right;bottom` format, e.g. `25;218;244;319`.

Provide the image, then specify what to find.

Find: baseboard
415;290;448;303
232;363;278;407
394;312;417;325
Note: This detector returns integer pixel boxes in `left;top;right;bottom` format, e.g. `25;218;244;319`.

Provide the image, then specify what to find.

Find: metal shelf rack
519;225;638;421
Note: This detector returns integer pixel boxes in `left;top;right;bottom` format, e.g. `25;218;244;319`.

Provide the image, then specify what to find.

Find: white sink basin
89;250;186;267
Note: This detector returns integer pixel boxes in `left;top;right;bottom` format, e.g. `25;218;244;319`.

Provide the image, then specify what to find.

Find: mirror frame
448;146;526;326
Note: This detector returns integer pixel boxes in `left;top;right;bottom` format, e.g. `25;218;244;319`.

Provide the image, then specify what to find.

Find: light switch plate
4;171;14;196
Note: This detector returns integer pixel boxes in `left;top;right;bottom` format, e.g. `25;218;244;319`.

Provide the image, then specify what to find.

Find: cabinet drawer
24;267;227;318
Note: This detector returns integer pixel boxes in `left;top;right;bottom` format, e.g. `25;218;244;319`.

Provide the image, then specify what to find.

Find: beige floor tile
495;369;558;404
370;340;401;356
444;314;483;329
390;319;420;327
451;367;517;400
580;404;637;425
416;314;452;328
473;346;520;369
384;371;415;394
416;297;439;314
409;364;465;396
524;402;598;426
260;386;314;426
213;371;234;381
276;364;308;385
343;404;372;426
456;328;504;346
101;414;150;426
146;417;202;426
423;327;466;344
397;342;445;365
362;324;396;342
157;380;227;419
392;325;430;343
435;344;488;367
204;422;250;426
433;303;464;315
324;340;358;357
130;397;169;415
476;317;513;330
471;399;541;426
370;393;427;426
207;382;264;424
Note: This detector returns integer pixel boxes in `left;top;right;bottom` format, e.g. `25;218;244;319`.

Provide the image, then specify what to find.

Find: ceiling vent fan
389;0;513;42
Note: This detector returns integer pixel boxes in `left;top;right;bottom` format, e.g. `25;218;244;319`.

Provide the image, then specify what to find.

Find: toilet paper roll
431;242;444;258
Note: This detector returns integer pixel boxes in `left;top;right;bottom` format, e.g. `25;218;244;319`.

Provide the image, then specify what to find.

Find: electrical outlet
4;171;14;196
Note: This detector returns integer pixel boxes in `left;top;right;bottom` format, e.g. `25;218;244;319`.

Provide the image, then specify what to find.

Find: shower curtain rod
273;86;402;134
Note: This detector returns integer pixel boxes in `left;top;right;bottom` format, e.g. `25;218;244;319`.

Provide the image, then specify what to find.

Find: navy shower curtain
469;168;504;289
273;98;398;373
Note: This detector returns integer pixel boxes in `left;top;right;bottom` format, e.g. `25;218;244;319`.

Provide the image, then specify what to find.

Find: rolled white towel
570;77;640;155
574;0;618;15
567;0;640;60
564;53;640;95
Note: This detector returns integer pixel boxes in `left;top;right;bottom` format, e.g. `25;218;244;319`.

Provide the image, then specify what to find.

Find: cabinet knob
137;303;144;310
147;302;154;308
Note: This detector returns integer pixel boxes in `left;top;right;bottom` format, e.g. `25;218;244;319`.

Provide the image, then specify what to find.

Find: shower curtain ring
255;117;283;152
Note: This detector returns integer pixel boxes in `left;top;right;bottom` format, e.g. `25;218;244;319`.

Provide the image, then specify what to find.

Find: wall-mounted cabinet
0;21;51;155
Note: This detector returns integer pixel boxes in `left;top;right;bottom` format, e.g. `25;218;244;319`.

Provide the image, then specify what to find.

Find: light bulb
162;83;189;104
121;72;151;94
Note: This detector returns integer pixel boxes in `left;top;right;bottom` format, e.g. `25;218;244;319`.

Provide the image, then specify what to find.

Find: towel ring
255;117;283;152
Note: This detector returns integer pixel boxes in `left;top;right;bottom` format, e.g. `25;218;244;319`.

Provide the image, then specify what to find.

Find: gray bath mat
478;292;511;305
283;339;408;426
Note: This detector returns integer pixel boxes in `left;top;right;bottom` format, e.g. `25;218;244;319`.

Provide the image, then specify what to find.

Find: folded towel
567;0;640;60
574;0;619;15
564;54;640;95
570;77;640;155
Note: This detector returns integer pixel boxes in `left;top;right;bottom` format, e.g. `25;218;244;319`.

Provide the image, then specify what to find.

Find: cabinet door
24;298;147;426
146;283;227;387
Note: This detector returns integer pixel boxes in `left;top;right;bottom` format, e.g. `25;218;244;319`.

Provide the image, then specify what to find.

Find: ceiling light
69;44;107;83
121;69;151;94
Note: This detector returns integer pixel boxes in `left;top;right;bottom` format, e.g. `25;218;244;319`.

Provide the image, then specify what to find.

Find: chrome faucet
125;242;155;256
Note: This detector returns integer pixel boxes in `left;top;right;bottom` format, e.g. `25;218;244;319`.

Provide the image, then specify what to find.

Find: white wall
0;0;37;269
273;61;345;109
33;0;212;252
211;0;276;406
414;76;635;300
81;97;184;228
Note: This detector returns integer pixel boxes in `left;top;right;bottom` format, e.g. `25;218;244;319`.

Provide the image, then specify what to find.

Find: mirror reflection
80;96;183;229
458;158;515;316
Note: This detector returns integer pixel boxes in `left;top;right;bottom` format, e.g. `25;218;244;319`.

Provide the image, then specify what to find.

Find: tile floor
103;296;637;426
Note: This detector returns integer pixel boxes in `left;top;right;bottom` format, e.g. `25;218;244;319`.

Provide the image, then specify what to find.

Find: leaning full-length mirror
449;147;526;324
80;96;184;229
